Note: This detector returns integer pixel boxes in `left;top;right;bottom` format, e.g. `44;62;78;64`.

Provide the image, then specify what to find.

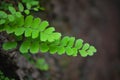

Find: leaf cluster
23;54;49;71
0;2;97;57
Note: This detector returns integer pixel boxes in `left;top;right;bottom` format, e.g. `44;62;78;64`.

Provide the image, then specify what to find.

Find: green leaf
52;32;61;40
66;47;74;56
40;32;47;41
39;21;49;31
8;6;16;14
20;40;31;53
75;39;83;49
60;36;69;46
57;46;65;55
22;0;29;3
79;50;87;57
35;58;49;71
72;48;78;56
32;30;39;39
24;9;30;15
31;18;41;29
89;46;97;53
87;50;93;56
24;15;33;27
0;19;6;24
17;16;24;27
82;43;90;50
30;41;39;54
26;3;31;9
51;39;60;45
33;8;39;11
15;12;22;17
3;42;17;50
47;34;55;42
42;64;49;71
8;15;15;22
39;7;45;11
18;2;24;12
67;37;75;47
49;45;58;54
15;27;25;36
25;28;32;37
44;27;55;34
40;43;49;53
5;25;15;34
30;1;39;5
0;11;7;18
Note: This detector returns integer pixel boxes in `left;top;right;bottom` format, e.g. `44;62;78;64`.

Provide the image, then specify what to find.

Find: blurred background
45;0;120;80
0;0;120;80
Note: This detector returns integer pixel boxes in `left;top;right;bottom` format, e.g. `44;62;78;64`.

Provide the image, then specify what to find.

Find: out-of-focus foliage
0;70;15;80
23;54;49;71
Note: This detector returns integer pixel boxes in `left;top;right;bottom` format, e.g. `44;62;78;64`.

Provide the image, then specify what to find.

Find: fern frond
17;36;96;57
0;3;97;57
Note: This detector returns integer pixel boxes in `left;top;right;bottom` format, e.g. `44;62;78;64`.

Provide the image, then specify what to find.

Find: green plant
23;54;49;71
35;58;49;70
0;0;97;58
0;70;15;80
